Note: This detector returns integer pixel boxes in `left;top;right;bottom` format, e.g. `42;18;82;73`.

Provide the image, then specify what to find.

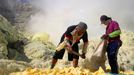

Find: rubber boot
73;59;78;68
50;58;58;69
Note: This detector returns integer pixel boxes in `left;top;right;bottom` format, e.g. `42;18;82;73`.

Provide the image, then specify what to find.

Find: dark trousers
107;40;120;74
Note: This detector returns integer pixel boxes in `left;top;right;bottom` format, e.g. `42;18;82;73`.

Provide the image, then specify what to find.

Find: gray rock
0;59;31;75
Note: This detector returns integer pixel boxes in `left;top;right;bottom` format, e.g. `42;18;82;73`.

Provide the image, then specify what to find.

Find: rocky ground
1;15;134;74
0;0;134;75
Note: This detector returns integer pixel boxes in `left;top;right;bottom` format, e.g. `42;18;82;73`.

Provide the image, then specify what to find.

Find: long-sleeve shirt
106;20;121;42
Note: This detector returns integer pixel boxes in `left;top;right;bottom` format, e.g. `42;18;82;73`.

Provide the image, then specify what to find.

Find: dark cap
100;15;108;21
100;15;111;24
77;22;88;30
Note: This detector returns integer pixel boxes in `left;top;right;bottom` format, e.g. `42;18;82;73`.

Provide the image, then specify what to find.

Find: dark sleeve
64;27;71;36
64;25;76;39
81;31;88;42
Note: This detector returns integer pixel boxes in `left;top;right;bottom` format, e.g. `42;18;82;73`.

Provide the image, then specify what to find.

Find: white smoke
28;0;134;44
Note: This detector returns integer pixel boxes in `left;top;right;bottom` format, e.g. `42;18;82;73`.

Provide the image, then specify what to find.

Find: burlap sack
85;40;107;72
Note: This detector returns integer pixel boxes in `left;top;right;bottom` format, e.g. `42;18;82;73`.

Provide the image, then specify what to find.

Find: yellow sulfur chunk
10;67;134;75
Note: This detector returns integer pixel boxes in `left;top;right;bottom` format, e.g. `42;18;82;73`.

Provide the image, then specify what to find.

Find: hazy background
27;0;134;44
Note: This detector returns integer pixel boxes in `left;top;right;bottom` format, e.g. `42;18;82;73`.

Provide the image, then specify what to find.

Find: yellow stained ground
10;66;134;75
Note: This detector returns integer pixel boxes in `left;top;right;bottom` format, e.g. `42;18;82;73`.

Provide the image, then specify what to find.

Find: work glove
81;53;86;59
101;34;109;40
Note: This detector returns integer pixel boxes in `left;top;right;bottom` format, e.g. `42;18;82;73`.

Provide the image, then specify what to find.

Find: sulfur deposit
10;66;134;75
